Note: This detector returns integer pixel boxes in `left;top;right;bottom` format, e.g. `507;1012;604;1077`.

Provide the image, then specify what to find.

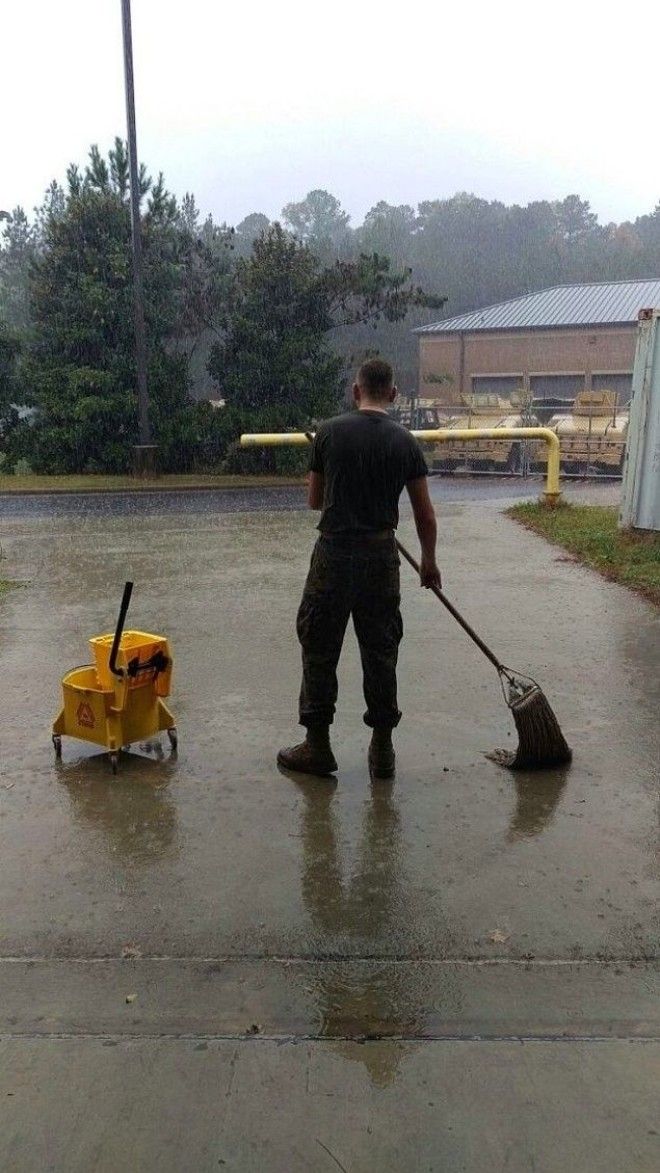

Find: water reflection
293;774;424;1087
59;752;179;864
506;767;569;842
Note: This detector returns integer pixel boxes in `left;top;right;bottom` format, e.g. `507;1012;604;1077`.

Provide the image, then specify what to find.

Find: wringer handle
109;581;134;678
395;540;504;673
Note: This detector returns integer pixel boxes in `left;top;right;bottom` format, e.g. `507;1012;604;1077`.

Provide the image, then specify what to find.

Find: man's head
353;358;397;410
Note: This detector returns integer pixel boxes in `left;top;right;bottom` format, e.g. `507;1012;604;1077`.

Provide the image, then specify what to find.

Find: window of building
471;375;523;398
529;373;585;400
592;373;633;403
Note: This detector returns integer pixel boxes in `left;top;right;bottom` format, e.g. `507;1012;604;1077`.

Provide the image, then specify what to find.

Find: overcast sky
3;0;659;227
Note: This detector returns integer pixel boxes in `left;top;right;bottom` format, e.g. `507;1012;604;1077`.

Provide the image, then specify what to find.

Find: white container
620;308;660;532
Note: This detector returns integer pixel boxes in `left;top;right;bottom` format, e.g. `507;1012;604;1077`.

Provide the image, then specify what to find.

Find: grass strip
508;503;660;607
0;473;305;494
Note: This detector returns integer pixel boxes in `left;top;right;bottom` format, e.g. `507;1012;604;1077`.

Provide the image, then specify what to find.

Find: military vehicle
390;397;449;430
430;395;535;473
536;390;628;474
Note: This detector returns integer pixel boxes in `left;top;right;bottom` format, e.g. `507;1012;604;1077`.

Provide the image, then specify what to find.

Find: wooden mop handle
395;540;504;673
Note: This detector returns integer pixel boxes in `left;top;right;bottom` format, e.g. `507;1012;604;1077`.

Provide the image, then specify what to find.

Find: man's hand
420;556;442;590
406;476;440;590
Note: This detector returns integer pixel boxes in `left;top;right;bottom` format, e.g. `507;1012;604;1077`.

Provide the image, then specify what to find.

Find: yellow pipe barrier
240;427;562;503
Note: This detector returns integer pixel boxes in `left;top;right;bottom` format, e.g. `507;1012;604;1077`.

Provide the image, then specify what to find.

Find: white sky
2;0;659;227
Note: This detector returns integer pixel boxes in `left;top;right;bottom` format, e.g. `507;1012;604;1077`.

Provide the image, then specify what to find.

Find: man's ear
389;384;398;404
352;382;361;406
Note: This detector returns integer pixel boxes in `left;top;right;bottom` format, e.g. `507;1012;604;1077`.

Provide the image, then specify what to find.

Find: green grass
0;539;15;597
509;503;660;606
0;473;305;494
0;547;12;600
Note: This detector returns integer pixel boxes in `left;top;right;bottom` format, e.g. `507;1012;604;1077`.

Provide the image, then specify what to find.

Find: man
278;358;440;780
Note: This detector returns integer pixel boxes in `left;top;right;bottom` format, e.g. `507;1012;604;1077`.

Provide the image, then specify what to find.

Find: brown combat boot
368;728;396;779
277;726;338;777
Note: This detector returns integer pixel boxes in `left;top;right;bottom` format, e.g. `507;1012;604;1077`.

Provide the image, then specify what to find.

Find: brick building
415;278;660;407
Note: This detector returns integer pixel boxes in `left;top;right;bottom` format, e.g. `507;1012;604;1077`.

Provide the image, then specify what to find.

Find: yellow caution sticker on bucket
76;701;95;729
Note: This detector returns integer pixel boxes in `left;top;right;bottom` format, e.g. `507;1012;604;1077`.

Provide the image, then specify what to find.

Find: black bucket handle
109;581;133;678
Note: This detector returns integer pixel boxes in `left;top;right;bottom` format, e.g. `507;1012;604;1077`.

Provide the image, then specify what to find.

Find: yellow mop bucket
52;582;177;773
90;629;172;697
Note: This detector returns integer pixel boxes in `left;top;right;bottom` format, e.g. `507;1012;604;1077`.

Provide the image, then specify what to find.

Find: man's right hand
420;557;442;590
406;476;441;590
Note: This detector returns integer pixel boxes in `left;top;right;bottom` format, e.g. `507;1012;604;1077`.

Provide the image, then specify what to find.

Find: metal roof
415;278;660;334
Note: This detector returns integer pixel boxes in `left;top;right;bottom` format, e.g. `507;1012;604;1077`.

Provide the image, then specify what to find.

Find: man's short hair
357;358;394;401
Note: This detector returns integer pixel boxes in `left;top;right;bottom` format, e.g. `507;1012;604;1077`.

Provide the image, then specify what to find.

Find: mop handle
109;580;134;678
395;540;504;673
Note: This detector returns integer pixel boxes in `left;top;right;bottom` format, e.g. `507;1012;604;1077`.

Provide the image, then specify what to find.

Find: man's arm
406;476;441;589
308;471;324;510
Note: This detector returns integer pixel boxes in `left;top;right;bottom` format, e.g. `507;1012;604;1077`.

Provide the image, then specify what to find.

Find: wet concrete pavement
0;481;658;1171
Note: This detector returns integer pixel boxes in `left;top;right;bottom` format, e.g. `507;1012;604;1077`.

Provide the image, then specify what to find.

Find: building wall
418;326;637;405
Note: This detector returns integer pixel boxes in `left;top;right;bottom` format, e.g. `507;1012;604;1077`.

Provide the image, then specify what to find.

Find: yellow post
240;427;562;504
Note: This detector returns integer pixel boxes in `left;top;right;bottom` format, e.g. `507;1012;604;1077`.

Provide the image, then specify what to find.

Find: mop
396;541;572;770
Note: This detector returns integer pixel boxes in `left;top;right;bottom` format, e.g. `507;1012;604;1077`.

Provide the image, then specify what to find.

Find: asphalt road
0;474;618;520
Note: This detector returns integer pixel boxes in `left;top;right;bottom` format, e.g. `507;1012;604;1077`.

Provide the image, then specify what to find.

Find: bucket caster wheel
52;734;62;759
110;753;119;775
167;728;178;752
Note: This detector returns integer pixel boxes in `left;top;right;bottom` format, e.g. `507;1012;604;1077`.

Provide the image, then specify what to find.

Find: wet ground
0;480;658;1171
0;472;619;519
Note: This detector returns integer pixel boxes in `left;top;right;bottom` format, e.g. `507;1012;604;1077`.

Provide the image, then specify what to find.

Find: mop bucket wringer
52;582;177;773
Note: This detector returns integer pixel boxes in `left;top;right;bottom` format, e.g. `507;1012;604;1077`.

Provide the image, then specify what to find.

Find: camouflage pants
297;534;403;730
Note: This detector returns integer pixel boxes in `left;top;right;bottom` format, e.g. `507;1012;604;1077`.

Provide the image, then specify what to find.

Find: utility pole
120;0;156;474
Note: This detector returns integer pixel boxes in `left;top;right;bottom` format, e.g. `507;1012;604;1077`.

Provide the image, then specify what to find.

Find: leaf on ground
487;929;510;944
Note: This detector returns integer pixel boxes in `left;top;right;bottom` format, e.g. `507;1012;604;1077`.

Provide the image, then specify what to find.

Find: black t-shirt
310;409;428;533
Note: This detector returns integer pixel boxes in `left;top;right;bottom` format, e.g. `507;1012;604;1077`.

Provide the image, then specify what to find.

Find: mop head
487;685;572;770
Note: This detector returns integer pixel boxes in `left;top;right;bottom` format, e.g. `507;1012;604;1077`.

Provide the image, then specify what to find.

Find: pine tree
22;142;209;472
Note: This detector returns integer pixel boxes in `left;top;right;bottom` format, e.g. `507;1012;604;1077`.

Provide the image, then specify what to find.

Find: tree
208;224;343;423
177;192;201;235
208;224;443;427
620;205;660;276
282;190;352;259
175;210;235;401
358;202;417;269
33;181;66;239
21;141;212;473
0;321;21;426
553;195;599;244
234;212;270;257
0;207;37;332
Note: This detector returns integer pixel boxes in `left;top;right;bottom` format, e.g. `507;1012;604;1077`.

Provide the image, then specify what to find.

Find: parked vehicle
536;390;629;474
430;395;535;473
390;397;450;430
529;397;575;426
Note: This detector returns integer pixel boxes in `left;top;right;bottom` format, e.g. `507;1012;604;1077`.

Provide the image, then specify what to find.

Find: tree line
1;141;659;474
0;144;439;474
